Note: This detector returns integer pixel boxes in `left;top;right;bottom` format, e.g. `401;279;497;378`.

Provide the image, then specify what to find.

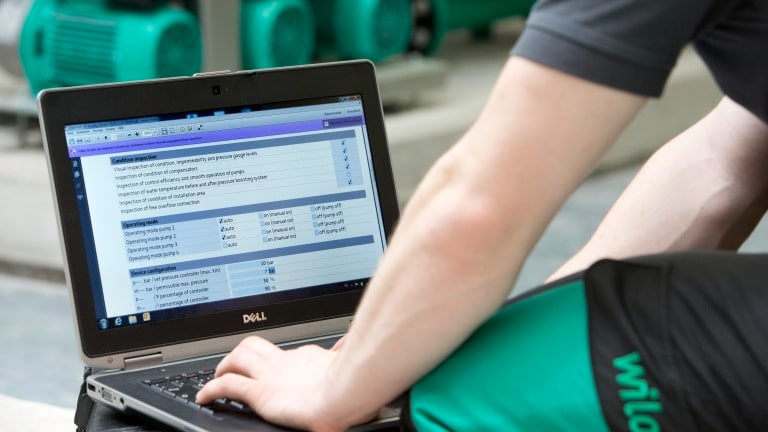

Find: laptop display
64;95;387;333
39;62;400;369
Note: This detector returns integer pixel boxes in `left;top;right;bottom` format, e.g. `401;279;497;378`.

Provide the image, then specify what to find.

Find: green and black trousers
401;252;768;431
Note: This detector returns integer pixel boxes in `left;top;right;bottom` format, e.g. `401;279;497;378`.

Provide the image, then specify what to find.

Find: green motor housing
311;0;411;62
19;0;201;94
240;0;315;69
412;0;537;55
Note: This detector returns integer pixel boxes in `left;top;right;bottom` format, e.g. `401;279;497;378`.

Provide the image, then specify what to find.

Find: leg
403;252;768;431
403;274;610;431
590;252;768;431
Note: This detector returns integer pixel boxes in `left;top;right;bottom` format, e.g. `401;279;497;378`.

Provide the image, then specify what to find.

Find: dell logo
243;312;267;324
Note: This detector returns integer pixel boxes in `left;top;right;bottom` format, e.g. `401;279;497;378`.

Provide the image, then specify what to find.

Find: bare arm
196;56;645;431
549;97;768;281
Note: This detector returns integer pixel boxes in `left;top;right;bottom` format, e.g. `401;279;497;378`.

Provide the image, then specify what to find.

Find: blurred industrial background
1;0;764;428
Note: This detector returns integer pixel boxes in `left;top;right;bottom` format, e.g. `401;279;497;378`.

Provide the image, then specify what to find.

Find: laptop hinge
124;352;163;370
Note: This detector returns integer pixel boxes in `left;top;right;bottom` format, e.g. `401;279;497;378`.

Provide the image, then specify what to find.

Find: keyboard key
142;369;254;416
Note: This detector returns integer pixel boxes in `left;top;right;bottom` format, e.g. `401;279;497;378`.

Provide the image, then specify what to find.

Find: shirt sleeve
694;0;768;124
511;0;718;97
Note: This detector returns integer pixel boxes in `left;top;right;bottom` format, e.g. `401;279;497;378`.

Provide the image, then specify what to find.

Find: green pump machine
240;0;535;69
239;0;316;69
310;0;412;62
16;0;536;93
19;0;201;94
239;0;412;69
238;0;536;68
411;0;537;54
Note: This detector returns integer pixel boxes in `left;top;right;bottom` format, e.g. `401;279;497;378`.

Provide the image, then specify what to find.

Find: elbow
424;180;529;268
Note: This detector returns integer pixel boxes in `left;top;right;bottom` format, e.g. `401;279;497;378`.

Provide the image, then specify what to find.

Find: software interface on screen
64;96;387;330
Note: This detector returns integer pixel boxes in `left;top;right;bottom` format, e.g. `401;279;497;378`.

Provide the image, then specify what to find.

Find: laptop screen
64;95;387;332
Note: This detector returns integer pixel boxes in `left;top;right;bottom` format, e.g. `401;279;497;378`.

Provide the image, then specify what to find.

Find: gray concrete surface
0;22;763;429
0;393;73;432
0;273;81;409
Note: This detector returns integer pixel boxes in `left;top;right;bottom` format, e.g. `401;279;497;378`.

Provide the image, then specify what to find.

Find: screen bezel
38;61;399;359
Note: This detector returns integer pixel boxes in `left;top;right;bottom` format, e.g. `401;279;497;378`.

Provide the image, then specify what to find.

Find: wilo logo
614;351;663;432
242;312;267;324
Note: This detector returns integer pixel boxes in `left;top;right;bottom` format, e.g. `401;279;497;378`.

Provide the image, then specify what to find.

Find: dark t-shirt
512;0;768;124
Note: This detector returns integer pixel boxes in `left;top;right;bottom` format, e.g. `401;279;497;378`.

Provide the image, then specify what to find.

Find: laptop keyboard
142;370;254;416
139;338;341;417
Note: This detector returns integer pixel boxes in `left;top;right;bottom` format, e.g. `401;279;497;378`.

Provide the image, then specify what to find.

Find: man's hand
195;336;376;432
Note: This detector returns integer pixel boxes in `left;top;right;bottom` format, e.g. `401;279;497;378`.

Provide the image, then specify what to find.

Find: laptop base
78;370;402;432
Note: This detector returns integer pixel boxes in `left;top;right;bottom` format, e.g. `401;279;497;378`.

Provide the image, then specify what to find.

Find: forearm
549;97;768;281
321;57;645;429
324;146;530;426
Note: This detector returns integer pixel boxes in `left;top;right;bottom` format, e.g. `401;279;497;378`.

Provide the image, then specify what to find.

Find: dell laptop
37;61;400;431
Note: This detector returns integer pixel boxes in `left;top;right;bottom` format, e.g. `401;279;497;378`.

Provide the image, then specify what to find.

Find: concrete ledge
0;394;74;432
0;142;63;275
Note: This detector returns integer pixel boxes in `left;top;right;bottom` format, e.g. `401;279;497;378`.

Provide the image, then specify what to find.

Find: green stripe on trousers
410;280;610;431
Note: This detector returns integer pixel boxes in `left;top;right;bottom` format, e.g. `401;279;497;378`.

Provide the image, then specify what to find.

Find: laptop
37;61;401;431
